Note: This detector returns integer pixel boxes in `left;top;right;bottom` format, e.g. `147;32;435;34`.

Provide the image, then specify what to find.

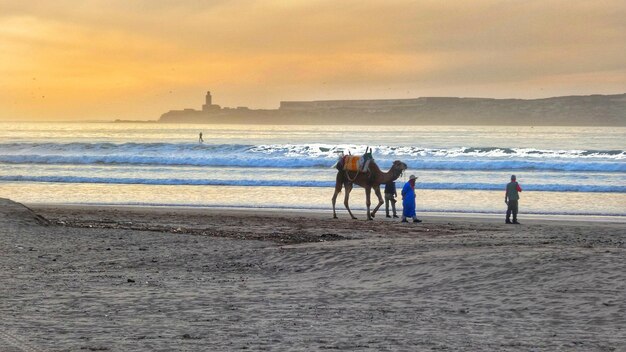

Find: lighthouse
202;91;212;111
202;91;220;112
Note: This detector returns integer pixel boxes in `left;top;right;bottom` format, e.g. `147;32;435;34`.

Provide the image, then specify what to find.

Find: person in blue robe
401;175;422;223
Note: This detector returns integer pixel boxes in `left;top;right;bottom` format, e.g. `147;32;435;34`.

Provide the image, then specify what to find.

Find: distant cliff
159;93;626;126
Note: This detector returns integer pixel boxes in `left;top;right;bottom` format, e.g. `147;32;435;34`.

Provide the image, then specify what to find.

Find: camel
332;160;408;220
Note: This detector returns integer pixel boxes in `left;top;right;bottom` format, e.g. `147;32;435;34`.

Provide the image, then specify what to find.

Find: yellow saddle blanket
342;155;371;172
343;156;360;171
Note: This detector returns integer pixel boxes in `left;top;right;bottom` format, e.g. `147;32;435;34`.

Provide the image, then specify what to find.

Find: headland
158;91;626;126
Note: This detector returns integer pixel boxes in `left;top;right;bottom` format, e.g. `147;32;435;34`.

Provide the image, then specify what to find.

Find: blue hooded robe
401;182;416;217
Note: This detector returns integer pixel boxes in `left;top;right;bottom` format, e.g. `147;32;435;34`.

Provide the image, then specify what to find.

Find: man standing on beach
401;175;421;223
199;132;204;143
384;180;398;218
505;175;522;224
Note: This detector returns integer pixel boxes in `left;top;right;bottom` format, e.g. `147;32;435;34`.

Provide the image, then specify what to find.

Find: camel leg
370;186;385;218
331;172;343;219
343;183;357;219
331;190;340;219
365;187;373;220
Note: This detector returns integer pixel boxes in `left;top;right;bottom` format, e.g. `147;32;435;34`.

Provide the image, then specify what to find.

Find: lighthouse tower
202;91;212;111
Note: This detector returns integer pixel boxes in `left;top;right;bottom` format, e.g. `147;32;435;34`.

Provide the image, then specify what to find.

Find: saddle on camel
332;148;407;220
335;148;375;180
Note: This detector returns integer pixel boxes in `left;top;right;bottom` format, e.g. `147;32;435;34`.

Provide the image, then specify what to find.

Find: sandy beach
1;198;625;351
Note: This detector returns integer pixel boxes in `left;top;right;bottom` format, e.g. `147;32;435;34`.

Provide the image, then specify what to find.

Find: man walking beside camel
384;181;398;218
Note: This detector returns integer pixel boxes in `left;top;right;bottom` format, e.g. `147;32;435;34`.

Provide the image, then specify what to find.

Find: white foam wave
0;142;624;172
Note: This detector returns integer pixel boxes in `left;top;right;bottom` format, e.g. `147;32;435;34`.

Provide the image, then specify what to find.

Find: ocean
1;122;624;218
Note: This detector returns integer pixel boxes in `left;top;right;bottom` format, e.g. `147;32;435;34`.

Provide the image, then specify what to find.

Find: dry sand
1;198;625;351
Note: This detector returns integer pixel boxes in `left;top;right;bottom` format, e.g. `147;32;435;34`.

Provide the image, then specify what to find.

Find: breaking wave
1;142;624;172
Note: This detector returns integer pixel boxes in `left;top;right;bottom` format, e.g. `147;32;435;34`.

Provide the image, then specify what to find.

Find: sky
1;0;625;121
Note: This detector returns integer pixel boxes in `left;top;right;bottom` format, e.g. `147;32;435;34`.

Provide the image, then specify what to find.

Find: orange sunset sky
1;0;625;121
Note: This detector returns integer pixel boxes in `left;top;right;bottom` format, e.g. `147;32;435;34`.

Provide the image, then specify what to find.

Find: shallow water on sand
3;182;625;219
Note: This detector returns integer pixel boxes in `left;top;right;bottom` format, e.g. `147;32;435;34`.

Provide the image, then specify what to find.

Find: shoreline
28;202;626;224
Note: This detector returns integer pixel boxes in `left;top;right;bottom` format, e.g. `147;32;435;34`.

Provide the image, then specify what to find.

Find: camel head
391;160;408;180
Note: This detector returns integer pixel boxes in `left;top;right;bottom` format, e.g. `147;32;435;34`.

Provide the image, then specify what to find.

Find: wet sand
1;198;625;351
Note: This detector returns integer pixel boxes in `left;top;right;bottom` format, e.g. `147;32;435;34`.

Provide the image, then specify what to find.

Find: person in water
199;132;204;143
401;175;421;223
384;180;398;218
505;174;522;224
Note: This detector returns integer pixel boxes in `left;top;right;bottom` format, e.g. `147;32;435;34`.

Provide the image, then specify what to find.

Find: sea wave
0;154;623;172
1;142;624;172
2;175;624;193
2;142;625;158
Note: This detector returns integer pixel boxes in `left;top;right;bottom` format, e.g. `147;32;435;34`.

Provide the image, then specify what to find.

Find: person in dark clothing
384;181;398;218
505;174;522;224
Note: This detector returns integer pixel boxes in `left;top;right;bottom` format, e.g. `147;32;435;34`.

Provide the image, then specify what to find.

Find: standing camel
332;160;407;220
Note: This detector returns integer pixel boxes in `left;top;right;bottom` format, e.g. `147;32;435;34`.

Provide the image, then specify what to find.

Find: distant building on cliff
169;91;221;115
159;91;269;124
